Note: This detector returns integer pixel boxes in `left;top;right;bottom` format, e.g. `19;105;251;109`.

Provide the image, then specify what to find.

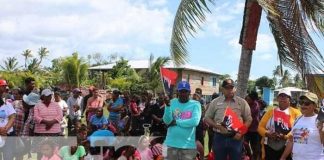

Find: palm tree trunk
237;47;253;98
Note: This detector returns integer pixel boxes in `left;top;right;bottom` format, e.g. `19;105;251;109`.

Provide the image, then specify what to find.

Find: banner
273;109;291;135
222;107;247;134
160;67;178;96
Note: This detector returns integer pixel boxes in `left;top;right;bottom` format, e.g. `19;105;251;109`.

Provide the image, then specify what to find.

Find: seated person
89;108;109;131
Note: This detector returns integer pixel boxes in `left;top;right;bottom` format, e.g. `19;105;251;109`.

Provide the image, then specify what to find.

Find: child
40;139;61;160
137;135;153;160
71;105;82;123
89;108;109;131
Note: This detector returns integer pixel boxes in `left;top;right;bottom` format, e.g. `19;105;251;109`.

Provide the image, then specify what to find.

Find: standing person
280;92;324;160
34;89;63;135
23;77;38;95
205;79;252;160
151;93;167;136
245;91;261;160
67;88;83;133
54;92;68;116
86;88;104;122
107;90;124;129
0;79;16;160
258;89;301;160
82;86;94;114
163;81;202;160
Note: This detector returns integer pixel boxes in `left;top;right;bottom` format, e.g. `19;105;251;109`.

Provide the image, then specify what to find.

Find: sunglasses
299;100;313;106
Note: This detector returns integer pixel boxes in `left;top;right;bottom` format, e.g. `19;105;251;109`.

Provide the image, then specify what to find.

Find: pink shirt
34;102;63;133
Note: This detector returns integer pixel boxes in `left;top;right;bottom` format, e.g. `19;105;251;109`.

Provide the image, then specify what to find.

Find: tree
143;54;171;94
294;73;305;88
0;57;20;72
27;58;40;73
22;49;33;69
38;47;49;65
280;70;292;87
61;52;89;88
170;0;324;97
255;76;275;94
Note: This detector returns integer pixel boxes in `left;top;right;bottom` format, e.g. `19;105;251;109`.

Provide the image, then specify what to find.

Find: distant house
88;60;222;97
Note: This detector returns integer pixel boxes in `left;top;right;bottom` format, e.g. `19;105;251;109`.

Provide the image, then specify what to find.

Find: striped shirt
34;101;63;134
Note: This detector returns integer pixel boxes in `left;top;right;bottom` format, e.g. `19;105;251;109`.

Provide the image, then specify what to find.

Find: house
88;60;222;97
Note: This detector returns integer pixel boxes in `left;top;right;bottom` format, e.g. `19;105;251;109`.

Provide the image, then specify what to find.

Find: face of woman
277;94;290;110
299;98;316;116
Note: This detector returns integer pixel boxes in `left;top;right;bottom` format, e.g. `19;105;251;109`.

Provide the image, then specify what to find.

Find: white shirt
57;100;68;110
292;114;324;160
0;103;16;133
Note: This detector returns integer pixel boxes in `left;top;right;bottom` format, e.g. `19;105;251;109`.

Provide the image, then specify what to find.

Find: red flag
223;107;247;134
160;67;178;96
273;109;291;134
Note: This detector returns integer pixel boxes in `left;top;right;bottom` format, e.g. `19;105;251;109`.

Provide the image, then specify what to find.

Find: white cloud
0;0;173;65
256;34;275;53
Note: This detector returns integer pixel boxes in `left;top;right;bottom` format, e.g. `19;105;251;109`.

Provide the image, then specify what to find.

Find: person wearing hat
205;79;252;160
258;89;301;160
13;92;40;160
163;81;202;160
0;79;16;160
34;89;63;136
280;92;324;160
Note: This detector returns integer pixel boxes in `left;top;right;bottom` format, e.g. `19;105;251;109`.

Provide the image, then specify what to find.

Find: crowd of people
0;77;324;160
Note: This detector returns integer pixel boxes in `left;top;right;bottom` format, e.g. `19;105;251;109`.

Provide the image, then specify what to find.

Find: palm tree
145;54;171;94
27;58;40;73
22;49;33;69
61;52;88;88
280;70;292;87
0;57;20;72
38;47;49;65
170;0;324;97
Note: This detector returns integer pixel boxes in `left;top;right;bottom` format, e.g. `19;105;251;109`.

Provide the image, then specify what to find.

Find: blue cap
177;81;190;91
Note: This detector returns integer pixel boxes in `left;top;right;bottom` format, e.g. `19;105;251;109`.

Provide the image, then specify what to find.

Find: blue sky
0;0;323;79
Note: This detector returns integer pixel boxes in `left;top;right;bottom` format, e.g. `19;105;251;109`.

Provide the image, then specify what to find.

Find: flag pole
159;66;167;96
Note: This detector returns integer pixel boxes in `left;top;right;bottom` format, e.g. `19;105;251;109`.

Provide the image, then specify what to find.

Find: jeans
165;147;196;160
212;133;243;160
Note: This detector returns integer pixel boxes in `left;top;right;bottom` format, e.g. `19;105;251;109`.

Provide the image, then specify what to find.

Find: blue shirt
109;97;124;116
163;98;201;149
87;130;115;147
90;115;109;128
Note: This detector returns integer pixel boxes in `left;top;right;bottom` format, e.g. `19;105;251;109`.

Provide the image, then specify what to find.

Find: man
23;77;37;95
205;79;252;160
163;81;201;160
107;90;124;128
82;86;94;114
67;88;83;133
151;93;167;136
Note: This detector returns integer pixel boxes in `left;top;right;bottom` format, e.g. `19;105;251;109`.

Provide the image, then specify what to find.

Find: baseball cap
222;79;235;87
23;93;40;105
177;81;190;91
41;89;53;96
73;88;81;93
0;79;8;86
300;92;318;104
278;89;291;97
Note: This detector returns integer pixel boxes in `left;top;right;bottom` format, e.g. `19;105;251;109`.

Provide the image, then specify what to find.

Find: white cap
41;89;53;96
0;136;5;147
278;89;291;97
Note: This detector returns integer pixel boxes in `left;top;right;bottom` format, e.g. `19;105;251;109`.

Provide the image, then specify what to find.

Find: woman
86;88;104;122
0;97;16;160
245;91;261;160
258;89;301;160
59;137;86;160
34;89;63;160
280;92;324;160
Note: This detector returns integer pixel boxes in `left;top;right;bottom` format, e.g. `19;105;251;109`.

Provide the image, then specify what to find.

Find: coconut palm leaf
170;0;214;65
265;0;324;90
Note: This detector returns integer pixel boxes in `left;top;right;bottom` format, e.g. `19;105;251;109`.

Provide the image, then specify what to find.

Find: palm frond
299;0;324;36
266;0;324;93
170;0;214;66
